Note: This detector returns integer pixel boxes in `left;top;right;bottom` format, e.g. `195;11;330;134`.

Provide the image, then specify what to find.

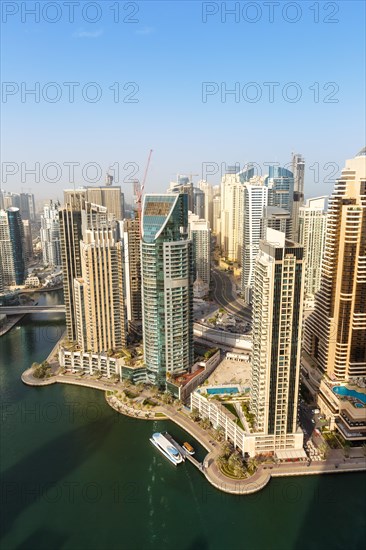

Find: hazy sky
1;0;365;204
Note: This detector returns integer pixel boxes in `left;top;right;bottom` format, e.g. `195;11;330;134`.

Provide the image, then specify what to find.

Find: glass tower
7;207;26;285
141;194;194;387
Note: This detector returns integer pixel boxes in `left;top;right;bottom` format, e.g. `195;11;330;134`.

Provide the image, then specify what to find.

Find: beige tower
303;148;366;380
78;220;126;353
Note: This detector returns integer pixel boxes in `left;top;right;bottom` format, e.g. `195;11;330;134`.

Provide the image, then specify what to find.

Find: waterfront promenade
21;368;366;495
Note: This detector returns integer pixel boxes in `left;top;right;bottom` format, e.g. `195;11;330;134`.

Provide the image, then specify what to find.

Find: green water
1;290;365;550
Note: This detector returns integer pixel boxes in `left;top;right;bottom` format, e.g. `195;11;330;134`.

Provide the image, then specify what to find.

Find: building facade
250;229;304;451
303;149;366;381
220;173;243;262
266;166;294;215
0;209;15;287
7;207;26;285
241;182;268;303
188;212;211;287
40;200;62;267
121;218;142;334
141;194;194;387
298;197;327;306
291;153;305;241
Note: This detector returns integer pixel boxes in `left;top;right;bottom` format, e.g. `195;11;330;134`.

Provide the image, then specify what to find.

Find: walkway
21;369;366;495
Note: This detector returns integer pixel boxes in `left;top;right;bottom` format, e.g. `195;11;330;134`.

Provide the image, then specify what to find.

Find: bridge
0;305;66;315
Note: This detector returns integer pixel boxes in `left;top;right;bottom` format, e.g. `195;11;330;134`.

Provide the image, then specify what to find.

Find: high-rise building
188;212;211;287
193;188;205;219
41;200;62;267
121;218;142;334
141;194;194;387
19;192;36;222
298;197;327;306
291;153;305;241
6;207;26;285
261;206;292;240
212;195;221;237
76;206;127;353
250;229;304;450
22;220;33;263
168;177;194;211
64;186;124;221
303;149;366;380
59;203;83;341
197;180;214;229
0;209;15;287
220;173;243;262
241;182;268;303
265;166;294;214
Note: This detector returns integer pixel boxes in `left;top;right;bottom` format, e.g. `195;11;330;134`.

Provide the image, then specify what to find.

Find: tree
247;457;257;474
190;408;200;422
220;442;232;459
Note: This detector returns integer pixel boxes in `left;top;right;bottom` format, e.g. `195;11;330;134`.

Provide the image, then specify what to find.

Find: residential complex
241;181;268;304
303;149;366;381
250;229;305;453
220;172;243;262
141;194;194;387
40;200;62;267
298;197;327;306
188;212;211;287
121;218;142;335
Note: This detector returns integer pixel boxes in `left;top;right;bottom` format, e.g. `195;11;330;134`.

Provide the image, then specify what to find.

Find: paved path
21;370;366;494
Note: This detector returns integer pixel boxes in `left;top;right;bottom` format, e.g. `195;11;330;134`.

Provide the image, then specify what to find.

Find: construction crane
134;149;153;236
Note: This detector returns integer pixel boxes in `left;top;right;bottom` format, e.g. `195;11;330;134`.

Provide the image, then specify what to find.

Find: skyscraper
261;206;292;240
265;166;294;214
212;195;221;237
241;182;268;303
220;173;243;262
250;229;304;449
19;192;36;222
0;209;15;287
188;212;211;287
197;180;214;229
77;204;127;353
303;149;366;380
7;207;26;285
291;153;305;241
121;218;142;335
298;197;327;306
141;194;194;387
41;200;62;267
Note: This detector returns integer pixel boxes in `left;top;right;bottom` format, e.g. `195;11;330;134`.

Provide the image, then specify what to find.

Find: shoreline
21;368;366;495
0;314;26;337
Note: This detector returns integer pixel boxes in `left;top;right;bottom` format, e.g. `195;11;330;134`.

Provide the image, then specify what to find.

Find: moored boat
150;432;183;465
183;442;195;455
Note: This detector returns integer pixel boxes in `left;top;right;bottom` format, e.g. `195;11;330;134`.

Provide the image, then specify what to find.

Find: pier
164;433;204;471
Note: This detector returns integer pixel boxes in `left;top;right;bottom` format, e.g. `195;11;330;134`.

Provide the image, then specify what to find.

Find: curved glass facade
7;208;26;285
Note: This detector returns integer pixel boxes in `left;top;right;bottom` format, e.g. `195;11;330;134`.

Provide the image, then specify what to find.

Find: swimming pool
207;387;239;395
332;386;366;404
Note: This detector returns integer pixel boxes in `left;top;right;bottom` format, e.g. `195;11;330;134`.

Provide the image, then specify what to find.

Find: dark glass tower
7;207;26;285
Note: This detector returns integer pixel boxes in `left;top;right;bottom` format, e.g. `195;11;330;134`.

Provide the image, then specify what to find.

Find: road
211;267;252;321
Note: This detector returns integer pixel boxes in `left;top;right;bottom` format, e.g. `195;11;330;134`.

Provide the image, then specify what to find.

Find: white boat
150;432;183;465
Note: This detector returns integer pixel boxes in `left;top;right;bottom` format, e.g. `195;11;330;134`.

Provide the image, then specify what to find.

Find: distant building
298;197;327;306
188;212;211;288
40;200;62;267
121;218;142;334
141;194;194;387
265;166;294;214
291;153;305;241
220;173;243;262
261;206;292;240
20;192;36;222
241;181;268;304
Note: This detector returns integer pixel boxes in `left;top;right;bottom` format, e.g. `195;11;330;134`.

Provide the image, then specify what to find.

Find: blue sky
1;0;365;203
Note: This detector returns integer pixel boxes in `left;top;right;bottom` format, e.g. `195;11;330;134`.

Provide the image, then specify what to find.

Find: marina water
1;290;365;550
